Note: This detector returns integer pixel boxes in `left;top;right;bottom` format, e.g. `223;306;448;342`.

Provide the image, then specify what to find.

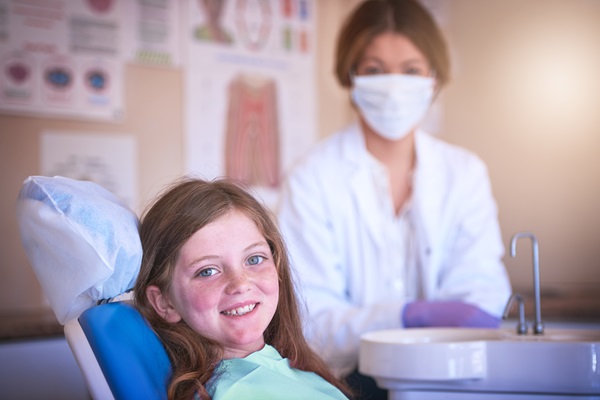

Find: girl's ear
146;285;182;323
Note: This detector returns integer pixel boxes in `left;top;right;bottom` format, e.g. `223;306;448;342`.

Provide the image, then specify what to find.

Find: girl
134;178;351;400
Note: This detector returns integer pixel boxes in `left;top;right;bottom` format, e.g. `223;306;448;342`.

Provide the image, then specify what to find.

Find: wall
0;65;184;313
441;0;600;295
1;0;599;320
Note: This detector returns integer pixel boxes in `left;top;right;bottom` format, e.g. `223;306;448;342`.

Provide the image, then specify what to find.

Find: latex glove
402;300;500;328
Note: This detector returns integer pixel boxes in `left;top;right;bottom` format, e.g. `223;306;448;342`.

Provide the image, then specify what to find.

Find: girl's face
148;209;279;359
355;32;432;78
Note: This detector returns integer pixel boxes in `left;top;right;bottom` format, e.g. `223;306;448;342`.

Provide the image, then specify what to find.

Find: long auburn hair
134;177;351;399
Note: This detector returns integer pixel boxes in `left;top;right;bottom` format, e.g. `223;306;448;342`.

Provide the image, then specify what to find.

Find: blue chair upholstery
78;302;171;400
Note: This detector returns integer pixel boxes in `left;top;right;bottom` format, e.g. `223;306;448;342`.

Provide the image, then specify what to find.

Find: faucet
502;293;528;334
510;232;544;335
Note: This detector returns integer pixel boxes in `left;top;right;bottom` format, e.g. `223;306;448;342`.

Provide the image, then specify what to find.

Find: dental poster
184;0;316;208
123;0;182;67
0;0;125;121
41;131;138;209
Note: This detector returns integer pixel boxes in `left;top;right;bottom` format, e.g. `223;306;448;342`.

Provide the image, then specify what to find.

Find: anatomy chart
225;74;280;188
0;0;125;121
184;0;316;207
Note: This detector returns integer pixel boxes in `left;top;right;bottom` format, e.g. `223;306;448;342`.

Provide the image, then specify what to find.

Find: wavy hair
134;177;351;399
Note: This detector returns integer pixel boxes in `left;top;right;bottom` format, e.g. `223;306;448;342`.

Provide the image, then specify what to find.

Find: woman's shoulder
288;124;362;176
417;131;487;172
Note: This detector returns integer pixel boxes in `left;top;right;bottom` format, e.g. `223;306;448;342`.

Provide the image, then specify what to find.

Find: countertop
515;291;600;323
0;308;63;341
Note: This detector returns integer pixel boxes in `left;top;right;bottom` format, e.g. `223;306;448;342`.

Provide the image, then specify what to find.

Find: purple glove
402;301;500;328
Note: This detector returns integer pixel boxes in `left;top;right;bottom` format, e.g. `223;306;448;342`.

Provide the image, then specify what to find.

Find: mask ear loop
348;69;359;107
348;69;356;86
430;70;442;99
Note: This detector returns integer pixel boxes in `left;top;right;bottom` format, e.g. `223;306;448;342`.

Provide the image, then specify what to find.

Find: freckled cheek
184;288;224;339
263;270;280;297
182;286;221;316
265;277;279;321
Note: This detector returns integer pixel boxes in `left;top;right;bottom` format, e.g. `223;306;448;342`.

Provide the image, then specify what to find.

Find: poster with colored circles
0;0;124;121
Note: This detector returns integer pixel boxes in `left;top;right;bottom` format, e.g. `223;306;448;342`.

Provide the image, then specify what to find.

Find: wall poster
123;0;181;67
41;131;138;210
184;0;316;208
0;0;125;121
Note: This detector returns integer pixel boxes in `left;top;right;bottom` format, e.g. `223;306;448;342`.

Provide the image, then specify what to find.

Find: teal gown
206;344;349;399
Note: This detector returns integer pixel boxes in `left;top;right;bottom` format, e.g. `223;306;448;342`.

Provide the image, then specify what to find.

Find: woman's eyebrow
358;55;383;63
402;58;428;65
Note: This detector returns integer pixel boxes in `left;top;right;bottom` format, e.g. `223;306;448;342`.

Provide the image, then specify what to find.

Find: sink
359;327;600;398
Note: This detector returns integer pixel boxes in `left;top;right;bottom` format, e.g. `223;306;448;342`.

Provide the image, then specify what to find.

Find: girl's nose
225;270;252;295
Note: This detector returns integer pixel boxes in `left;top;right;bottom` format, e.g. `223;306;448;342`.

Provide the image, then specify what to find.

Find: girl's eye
198;267;218;277
247;255;265;266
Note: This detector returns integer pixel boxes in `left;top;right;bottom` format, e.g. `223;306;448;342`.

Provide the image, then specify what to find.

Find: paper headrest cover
16;176;142;324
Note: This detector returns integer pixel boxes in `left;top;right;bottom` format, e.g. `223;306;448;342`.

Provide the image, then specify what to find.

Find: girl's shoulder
208;346;348;400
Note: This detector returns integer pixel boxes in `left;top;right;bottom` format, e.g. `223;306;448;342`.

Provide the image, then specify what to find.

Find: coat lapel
412;130;445;297
342;124;386;245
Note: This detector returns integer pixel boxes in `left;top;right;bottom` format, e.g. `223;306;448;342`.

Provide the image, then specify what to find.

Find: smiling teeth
222;303;257;316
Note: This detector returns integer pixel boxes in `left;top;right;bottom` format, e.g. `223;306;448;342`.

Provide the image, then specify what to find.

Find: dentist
277;0;511;398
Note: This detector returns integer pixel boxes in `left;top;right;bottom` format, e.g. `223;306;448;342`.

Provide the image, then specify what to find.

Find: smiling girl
134;178;350;400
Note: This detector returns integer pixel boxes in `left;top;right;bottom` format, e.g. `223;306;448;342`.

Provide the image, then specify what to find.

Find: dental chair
16;176;171;400
65;299;171;400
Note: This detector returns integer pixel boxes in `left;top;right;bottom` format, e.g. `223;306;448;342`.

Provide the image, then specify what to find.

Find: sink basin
359;327;600;397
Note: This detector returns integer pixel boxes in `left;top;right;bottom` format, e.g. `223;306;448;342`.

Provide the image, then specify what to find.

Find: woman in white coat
277;1;512;398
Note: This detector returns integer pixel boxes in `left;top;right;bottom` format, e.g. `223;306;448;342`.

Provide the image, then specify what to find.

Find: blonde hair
134;178;351;399
335;0;450;88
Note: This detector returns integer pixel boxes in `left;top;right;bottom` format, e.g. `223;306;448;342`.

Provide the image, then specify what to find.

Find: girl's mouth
221;302;258;316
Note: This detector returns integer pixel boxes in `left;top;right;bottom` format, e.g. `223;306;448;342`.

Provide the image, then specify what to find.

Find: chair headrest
16;176;142;324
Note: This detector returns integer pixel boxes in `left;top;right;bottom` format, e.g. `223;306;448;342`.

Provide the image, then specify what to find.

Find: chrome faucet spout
502;293;528;334
510;232;544;335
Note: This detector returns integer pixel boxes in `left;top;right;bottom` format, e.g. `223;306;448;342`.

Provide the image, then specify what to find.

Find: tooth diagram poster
183;0;316;208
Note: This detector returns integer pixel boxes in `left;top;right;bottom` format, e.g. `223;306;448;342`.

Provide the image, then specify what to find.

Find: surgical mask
351;74;435;141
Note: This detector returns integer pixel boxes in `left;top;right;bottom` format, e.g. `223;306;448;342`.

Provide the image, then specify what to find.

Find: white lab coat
277;123;512;377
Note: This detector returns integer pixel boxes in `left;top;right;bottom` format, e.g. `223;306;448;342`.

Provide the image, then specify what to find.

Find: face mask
351;74;435;141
